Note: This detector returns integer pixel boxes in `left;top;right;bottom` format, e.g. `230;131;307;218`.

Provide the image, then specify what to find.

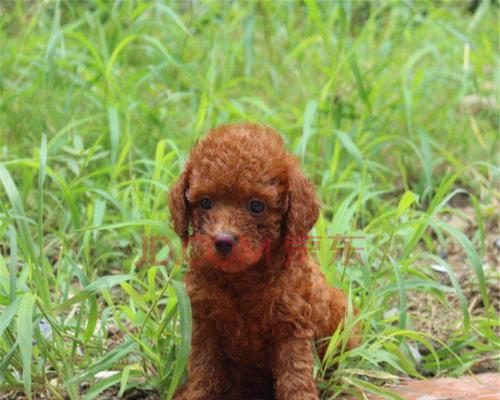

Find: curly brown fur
169;124;359;400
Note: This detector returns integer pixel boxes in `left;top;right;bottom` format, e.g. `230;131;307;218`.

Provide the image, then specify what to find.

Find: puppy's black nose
214;233;236;256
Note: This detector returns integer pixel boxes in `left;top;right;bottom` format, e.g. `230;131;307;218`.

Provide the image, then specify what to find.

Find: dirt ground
407;193;499;374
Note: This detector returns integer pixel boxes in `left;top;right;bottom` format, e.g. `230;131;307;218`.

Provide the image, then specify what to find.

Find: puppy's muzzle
214;232;237;257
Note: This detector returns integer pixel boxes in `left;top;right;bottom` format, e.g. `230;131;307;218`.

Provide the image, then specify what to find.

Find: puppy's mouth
189;233;263;272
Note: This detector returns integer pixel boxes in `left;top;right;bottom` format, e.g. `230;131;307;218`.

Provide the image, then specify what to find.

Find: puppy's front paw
172;384;188;400
276;392;319;400
173;384;221;400
173;390;200;400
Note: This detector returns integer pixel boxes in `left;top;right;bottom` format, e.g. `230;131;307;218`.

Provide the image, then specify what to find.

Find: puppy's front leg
174;318;227;400
271;333;319;400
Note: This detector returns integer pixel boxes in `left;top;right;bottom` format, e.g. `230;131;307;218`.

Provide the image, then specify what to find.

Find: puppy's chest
211;292;276;364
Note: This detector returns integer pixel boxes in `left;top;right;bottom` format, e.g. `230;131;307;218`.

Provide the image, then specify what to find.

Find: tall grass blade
18;293;35;399
166;280;192;400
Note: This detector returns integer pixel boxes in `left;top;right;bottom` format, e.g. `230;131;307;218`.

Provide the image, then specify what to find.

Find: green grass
0;1;498;399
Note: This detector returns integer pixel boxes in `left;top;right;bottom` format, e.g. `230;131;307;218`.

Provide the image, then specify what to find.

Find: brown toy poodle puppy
169;124;359;400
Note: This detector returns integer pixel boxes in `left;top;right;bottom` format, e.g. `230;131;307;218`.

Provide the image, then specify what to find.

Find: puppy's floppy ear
168;170;190;245
285;161;320;242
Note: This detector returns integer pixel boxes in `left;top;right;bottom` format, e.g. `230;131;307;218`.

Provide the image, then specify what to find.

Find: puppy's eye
248;199;265;215
199;197;213;210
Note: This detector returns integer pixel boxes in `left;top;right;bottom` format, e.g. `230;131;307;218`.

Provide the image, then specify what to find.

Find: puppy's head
168;124;319;272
